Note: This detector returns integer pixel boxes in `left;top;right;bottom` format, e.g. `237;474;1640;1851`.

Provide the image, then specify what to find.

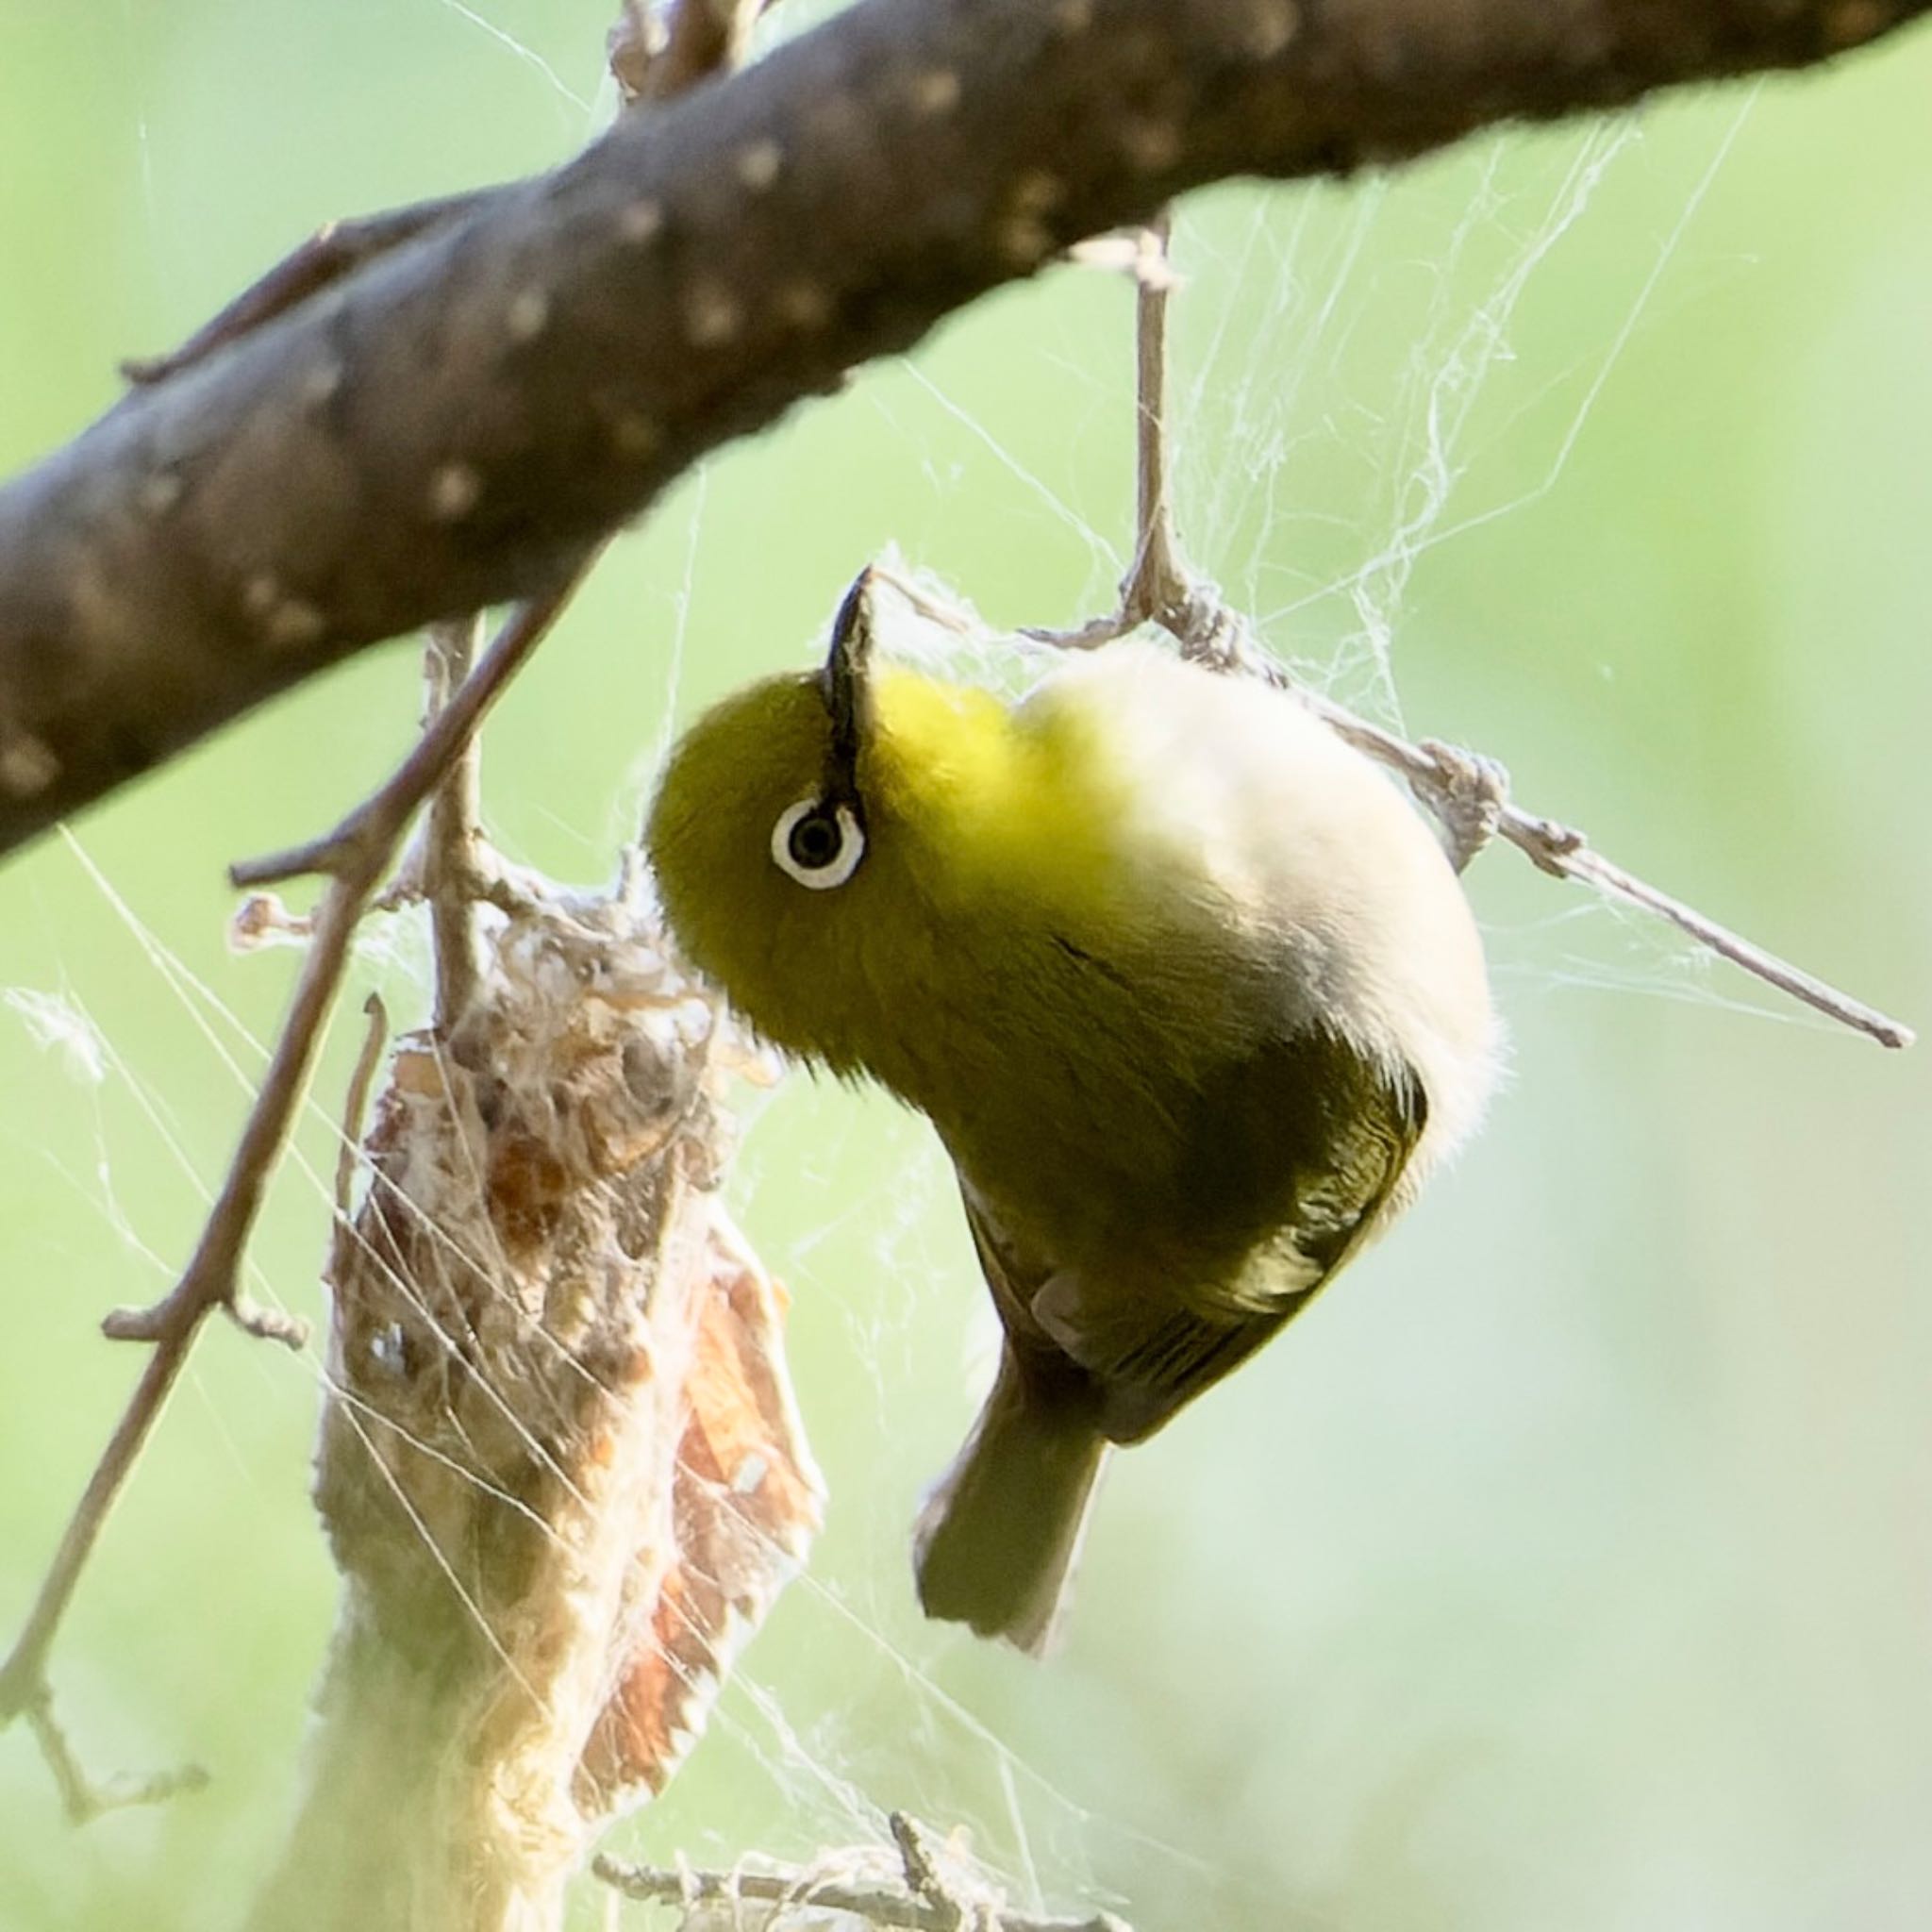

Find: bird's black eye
789;812;841;869
771;797;866;890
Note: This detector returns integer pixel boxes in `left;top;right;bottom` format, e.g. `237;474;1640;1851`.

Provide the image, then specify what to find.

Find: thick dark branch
0;0;1922;852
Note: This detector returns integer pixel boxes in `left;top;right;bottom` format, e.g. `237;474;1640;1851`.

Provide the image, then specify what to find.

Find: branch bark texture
0;0;1922;850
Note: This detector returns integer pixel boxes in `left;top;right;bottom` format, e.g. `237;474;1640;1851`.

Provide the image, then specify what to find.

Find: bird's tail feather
913;1348;1108;1656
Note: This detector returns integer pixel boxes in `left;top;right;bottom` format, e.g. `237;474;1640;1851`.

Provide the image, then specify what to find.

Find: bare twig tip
890;1811;947;1900
230;834;347;891
99;1303;169;1343
227;1300;311;1350
21;1693;209;1825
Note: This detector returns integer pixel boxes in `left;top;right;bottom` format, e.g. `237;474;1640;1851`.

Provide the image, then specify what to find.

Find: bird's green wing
1034;1025;1428;1444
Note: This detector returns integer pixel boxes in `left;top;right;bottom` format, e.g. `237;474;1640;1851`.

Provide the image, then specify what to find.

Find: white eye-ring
771;796;866;890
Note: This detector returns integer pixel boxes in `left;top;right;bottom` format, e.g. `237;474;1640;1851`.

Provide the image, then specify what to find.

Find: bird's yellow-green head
643;574;1141;1093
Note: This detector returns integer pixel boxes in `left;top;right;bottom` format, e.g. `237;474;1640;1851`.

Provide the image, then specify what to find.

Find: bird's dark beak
821;566;876;802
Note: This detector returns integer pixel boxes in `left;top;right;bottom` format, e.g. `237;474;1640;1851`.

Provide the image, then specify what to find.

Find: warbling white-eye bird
645;573;1499;1654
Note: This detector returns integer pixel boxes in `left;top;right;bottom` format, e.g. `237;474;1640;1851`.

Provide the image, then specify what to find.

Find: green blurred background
1;6;1927;1929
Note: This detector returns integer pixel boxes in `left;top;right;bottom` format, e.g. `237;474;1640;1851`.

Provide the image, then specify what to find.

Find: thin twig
593;1853;1132;1932
423;616;486;1031
612;0;767;107
0;564;597;1804
1122;209;1189;629
891;1812;970;1931
232;560;596;891
335;993;391;1220
1028;215;1201;652
120;192;490;386
608;1;653;104
1014;213;1913;1053
23;1695;208;1825
1250;679;1916;1046
0;876;355;1786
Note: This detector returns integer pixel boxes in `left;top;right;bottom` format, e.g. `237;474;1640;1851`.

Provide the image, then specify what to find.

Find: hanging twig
333;993;391;1220
420;615;488;1030
229;563;595;894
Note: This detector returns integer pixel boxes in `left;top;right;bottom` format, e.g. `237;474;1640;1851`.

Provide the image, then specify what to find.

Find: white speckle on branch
1828;0;1895;44
776;278;832;328
137;471;183;517
617;196;664;245
301;359;345;408
908;68;962;115
735;139;784;191
507;287;552;341
1119;116;1182;171
242;573;282;619
265;599;328;654
683;279;742;345
1011;170;1065;212
428;462;483;521
1243;0;1301;58
996;172;1065;266
241;575;329;655
0;730;59;799
995;216;1053;265
611;412;662;458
